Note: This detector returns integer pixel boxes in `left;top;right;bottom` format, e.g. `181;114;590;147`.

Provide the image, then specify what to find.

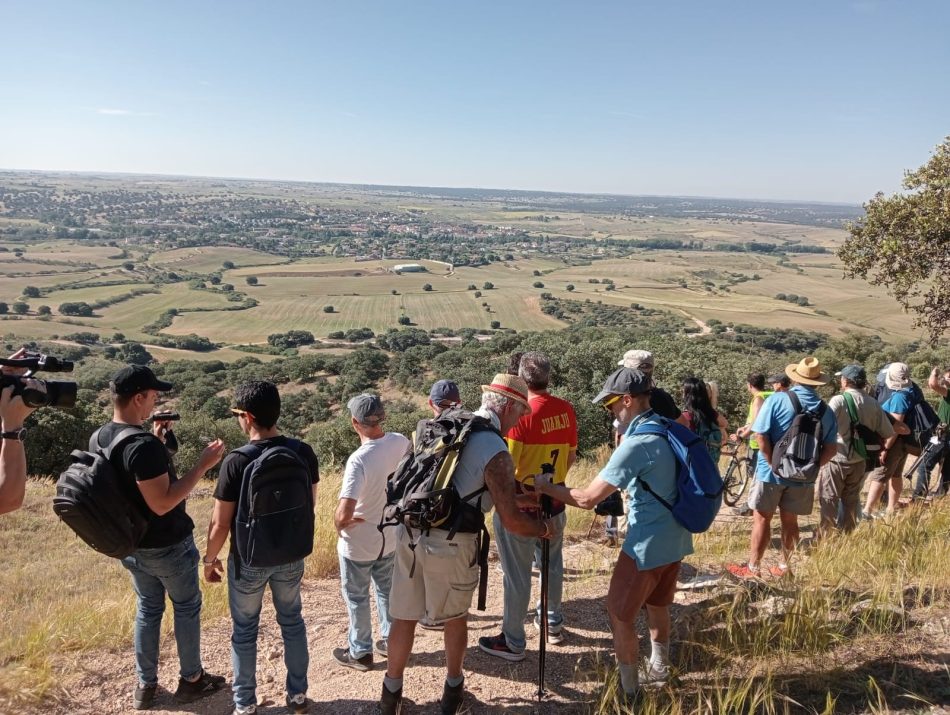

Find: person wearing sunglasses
535;367;691;700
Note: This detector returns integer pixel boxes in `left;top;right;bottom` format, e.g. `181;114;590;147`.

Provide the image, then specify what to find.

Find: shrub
223;260;235;269
474;291;482;298
245;276;258;285
422;283;433;292
566;284;575;291
490;320;501;329
22;286;40;298
268;330;316;349
398;316;411;326
12;302;28;314
58;301;93;317
37;305;51;316
0;302;7;314
323;305;334;313
532;281;544;288
482;282;494;290
328;331;345;339
467;284;477;290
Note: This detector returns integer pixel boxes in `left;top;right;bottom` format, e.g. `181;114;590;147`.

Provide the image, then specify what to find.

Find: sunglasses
230;408;253;420
602;394;622;412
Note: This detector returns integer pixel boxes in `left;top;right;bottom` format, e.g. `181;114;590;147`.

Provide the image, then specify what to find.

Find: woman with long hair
676;376;727;462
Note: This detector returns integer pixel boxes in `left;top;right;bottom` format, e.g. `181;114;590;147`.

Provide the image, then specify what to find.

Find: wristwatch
1;428;27;441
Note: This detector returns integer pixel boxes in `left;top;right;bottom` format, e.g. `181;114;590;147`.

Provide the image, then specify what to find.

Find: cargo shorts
747;478;815;516
389;526;479;624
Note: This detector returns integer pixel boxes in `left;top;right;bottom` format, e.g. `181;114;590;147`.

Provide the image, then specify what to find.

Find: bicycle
720;438;755;507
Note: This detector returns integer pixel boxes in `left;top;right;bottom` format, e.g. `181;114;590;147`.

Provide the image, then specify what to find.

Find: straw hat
784;356;830;386
481;373;531;408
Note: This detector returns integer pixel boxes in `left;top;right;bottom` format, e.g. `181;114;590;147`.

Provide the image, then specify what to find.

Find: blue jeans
228;558;308;708
493;510;566;652
120;534;203;687
338;552;394;658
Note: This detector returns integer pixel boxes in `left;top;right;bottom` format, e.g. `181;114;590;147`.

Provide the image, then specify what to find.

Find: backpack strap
786;390;803;416
90;426;146;459
629;420;676;513
841;391;868;460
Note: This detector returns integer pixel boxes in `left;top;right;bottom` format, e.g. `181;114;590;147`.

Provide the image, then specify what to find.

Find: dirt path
51;542;637;715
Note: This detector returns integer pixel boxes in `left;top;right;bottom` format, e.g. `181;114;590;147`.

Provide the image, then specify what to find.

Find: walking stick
538;463;554;701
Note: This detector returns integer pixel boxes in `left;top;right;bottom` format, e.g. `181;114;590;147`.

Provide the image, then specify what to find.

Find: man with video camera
100;364;228;710
0;349;42;514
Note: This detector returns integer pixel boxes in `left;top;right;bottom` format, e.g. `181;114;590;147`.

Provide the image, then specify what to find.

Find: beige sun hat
784;356;831;386
885;362;911;391
481;373;531;408
617;349;655;370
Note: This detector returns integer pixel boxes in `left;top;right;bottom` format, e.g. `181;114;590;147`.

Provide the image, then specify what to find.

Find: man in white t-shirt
333;394;410;672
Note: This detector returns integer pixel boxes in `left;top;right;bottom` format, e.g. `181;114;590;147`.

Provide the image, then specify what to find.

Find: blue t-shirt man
751;385;838;486
599;410;693;569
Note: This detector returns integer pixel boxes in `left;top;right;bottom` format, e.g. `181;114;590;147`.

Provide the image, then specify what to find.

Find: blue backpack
632;417;724;533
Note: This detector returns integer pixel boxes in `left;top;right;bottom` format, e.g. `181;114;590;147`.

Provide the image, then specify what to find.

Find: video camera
0;352;78;409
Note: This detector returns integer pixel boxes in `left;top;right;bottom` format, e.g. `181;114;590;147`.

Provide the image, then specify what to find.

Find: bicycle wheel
722;460;746;506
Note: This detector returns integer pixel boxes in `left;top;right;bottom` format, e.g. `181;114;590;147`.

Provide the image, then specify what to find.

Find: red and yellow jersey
506;393;578;488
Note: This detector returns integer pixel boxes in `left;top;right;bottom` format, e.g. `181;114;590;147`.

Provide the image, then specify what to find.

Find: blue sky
1;1;947;203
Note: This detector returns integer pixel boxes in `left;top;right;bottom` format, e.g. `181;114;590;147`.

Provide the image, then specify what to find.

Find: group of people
1;346;948;713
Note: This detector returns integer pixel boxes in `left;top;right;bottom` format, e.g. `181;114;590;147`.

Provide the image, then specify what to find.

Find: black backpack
232;439;314;573
770;392;827;485
379;409;497;609
875;381;939;455
53;426;151;559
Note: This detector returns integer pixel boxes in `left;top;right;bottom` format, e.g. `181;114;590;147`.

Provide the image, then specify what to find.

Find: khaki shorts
867;441;907;483
606;552;680;623
389;526;479;624
748;479;814;516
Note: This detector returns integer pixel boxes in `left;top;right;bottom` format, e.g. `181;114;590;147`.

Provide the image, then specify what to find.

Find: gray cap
591;368;652;404
347;393;385;425
835;364;867;382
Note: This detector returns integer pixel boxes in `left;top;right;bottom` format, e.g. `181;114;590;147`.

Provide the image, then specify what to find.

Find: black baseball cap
110;365;173;396
591;368;652;404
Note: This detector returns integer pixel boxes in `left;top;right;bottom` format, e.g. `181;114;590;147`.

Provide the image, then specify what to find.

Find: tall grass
588;499;950;714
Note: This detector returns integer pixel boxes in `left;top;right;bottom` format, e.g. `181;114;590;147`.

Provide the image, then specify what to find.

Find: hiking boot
378;682;403;715
533;616;565;645
419;617;444;630
374;639;388;658
132;683;157;710
173;670;225;703
333;646;373;672
726;563;762;580
639;661;670;686
233;704;257;715
286;692;308;714
477;633;526;662
440;677;465;715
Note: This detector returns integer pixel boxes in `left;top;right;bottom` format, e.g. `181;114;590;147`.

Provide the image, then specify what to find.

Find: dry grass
3;462;949;711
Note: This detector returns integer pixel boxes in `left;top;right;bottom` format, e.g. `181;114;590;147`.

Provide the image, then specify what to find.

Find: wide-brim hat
481;373;531;408
885;362;911;391
785;356;830;386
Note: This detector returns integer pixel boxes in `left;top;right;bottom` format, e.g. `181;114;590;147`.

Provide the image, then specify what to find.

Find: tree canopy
839;137;950;343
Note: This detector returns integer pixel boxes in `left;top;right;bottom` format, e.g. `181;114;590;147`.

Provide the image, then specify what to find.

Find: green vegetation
840;136;950;343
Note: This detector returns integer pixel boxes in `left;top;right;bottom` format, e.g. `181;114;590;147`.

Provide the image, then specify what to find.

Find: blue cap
429;379;461;406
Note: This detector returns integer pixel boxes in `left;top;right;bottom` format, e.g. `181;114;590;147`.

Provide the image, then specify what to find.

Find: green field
0;223;931;361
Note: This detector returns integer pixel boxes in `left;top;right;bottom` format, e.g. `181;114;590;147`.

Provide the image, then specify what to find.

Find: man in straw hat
727;356;837;579
863;362;916;518
380;374;562;715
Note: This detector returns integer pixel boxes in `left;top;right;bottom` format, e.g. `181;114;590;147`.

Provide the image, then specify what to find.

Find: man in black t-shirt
104;365;227;710
203;380;318;715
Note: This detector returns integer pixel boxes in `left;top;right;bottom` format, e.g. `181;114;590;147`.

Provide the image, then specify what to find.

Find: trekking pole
537;463;554;701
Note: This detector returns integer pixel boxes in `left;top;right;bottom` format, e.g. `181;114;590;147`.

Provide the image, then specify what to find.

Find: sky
1;1;948;203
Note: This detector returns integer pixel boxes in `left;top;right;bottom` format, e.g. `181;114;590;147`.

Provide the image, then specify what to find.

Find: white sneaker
638;661;670;685
233;704;257;715
533;616;565;645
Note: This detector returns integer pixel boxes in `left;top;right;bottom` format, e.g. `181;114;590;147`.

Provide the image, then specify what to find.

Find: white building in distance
392;263;427;273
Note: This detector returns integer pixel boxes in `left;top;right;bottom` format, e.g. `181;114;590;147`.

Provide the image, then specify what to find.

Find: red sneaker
768;565;791;578
726;563;762;580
